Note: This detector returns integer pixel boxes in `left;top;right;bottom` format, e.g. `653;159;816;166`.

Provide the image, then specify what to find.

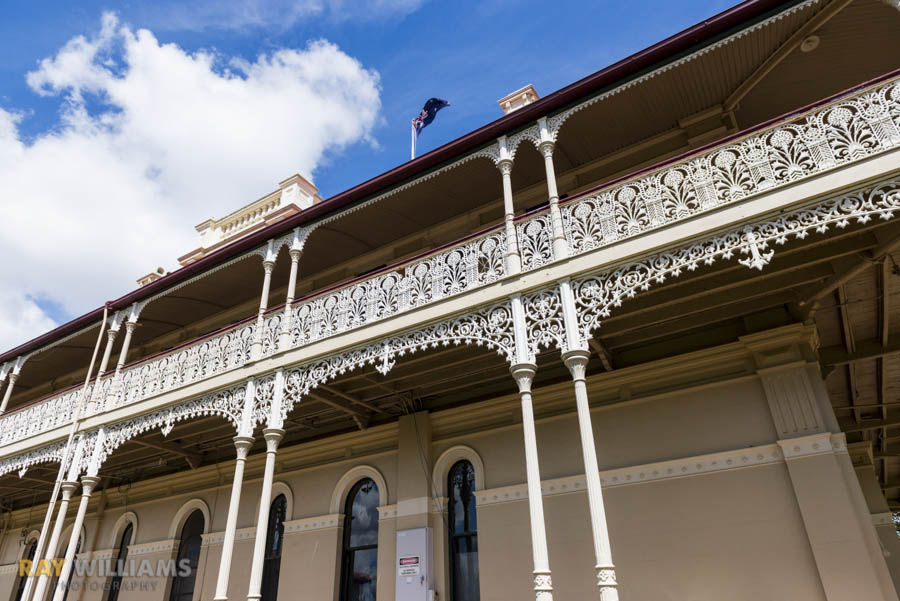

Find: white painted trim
201;526;256;547
13;529;40;561
127;538;178;556
431;445;485;498
777;432;846;459
167;498;210;539
108;511;138;549
90;548;114;561
57;523;87;557
377;505;398;520
329;465;388;513
873;512;895;527
475;437;847;506
254;481;294;521
283;514;342;534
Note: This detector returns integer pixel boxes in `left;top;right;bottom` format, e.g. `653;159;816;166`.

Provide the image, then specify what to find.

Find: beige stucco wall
0;335;896;601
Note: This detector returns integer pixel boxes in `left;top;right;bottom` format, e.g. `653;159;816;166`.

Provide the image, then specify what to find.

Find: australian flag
413;98;450;137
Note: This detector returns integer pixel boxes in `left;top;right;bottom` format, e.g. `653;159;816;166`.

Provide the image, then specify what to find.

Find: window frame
260;494;287;601
447;460;480;601
338;478;380;601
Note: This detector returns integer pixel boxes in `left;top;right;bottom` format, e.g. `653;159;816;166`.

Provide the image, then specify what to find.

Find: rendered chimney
137;267;166;287
497;84;540;115
178;173;322;266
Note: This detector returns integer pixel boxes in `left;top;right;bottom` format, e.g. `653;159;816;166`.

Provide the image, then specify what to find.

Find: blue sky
0;0;734;347
0;0;734;196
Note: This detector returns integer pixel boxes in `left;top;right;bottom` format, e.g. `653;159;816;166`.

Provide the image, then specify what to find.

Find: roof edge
0;0;800;365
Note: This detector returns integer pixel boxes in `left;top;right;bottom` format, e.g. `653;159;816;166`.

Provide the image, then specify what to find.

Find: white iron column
246;429;283;601
497;136;522;275
558;277;619;598
96;317;121;378
0;357;26;414
512;363;553;601
114;321;136;375
50;429;105;601
88;318;121;411
510;293;552;601
537;118;568;259
246;371;285;601
27;438;85;601
0;373;18;414
30;481;78;601
50;476;99;601
278;246;302;350
214;436;254;600
215;378;257;601
563;350;618;599
251;242;277;361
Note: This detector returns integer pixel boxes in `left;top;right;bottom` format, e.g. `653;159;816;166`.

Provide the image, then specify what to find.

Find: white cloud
0;12;381;351
135;0;426;32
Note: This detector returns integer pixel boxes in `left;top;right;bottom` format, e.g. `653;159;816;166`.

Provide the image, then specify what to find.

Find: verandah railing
2;72;898;447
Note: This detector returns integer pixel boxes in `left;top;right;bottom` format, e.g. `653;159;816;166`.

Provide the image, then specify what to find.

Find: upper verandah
1;0;898;413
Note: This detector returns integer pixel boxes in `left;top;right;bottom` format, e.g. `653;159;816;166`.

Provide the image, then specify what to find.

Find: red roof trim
0;0;797;364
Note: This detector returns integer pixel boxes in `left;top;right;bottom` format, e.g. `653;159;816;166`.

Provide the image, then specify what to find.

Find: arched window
107;522;133;601
260;494;287;601
448;460;479;601
339;478;379;601
169;510;204;601
13;539;37;601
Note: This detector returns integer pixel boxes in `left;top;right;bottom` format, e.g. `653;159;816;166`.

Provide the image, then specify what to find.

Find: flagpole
411;119;416;160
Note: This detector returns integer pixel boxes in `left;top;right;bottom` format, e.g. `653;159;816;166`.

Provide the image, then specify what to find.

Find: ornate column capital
262;428;284;453
539;140;555;160
498;158;514;176
233;435;254;459
562;349;590;381
511;363;537;393
80;475;100;496
60;481;79;500
262;259;275;274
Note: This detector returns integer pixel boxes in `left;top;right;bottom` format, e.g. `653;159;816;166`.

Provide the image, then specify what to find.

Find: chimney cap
497;84;540;115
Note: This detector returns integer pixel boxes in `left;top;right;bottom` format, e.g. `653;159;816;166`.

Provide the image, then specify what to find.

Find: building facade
2;1;900;600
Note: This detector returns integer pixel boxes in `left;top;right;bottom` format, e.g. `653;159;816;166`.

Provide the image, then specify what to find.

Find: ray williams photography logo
19;557;192;578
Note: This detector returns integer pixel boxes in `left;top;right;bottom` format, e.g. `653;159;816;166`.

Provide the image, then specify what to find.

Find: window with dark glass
13;539;37;601
448;460;479;601
107;523;133;601
260;494;286;601
339;478;379;601
168;510;204;601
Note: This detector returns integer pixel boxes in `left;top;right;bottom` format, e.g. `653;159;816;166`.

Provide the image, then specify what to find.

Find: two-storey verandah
3;1;900;600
